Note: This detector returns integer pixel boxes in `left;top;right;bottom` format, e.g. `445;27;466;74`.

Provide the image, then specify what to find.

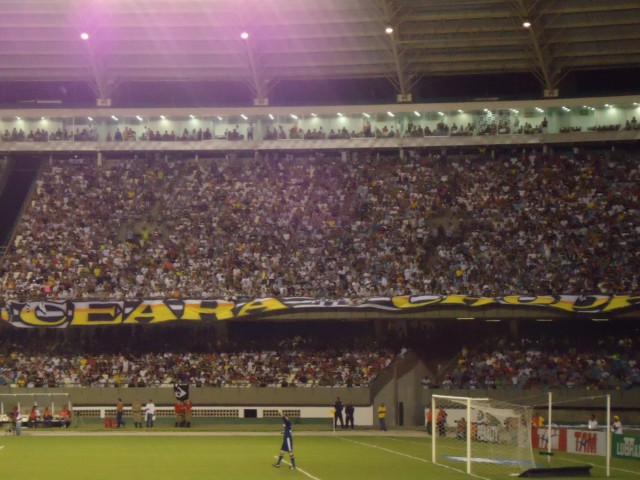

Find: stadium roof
1;0;639;103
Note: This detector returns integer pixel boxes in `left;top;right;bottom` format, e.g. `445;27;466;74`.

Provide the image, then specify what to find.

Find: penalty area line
336;437;491;480
337;437;430;463
273;456;322;480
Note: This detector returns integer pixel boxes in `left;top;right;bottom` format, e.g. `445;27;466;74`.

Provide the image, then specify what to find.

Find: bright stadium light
385;26;394;34
414;111;421;117
268;114;274;120
87;116;93;121
337;112;343;117
111;116;118;121
160;115;166;120
80;32;90;40
240;32;249;39
241;114;248;120
362;113;370;118
522;20;531;28
189;114;196;119
217;116;223;120
290;114;298;120
310;113;317;117
387;111;395;117
136;115;143;121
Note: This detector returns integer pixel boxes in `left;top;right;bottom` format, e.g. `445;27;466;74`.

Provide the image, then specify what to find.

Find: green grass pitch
0;432;638;480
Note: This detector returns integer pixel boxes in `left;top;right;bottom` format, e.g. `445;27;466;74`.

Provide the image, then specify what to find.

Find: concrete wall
3;380;640;427
0;385;369;407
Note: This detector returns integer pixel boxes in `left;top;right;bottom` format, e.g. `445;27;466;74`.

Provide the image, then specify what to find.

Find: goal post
532;392;611;477
431;394;535;479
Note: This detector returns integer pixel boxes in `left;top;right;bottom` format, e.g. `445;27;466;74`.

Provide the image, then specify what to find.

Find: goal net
0;393;72;427
431;394;534;479
531;392;611;477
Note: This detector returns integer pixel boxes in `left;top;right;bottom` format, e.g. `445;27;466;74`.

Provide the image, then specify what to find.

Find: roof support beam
241;36;269;103
512;0;558;94
379;0;413;100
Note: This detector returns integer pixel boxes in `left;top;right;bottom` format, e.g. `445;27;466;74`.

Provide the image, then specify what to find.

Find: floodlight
522;20;531;28
240;32;249;40
80;32;90;40
385;26;393;34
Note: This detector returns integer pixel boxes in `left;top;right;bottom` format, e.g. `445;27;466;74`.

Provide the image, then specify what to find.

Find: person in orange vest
174;400;185;427
28;405;41;429
60;405;71;428
426;407;433;434
183;399;193;428
42;407;53;428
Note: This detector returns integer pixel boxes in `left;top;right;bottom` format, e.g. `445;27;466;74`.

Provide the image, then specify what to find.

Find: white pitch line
337;437;430;463
273;456;322;480
337;437;491;480
386;437;427;446
562;456;640;476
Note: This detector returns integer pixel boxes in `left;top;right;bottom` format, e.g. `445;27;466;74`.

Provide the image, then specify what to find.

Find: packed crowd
0;336;396;388
442;337;640;390
0;147;639;301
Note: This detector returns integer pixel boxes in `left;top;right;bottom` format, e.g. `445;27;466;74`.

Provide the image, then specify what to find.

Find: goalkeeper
273;412;297;470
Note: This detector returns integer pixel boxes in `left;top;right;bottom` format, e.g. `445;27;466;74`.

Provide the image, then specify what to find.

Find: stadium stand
0;147;638;301
443;336;640;390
